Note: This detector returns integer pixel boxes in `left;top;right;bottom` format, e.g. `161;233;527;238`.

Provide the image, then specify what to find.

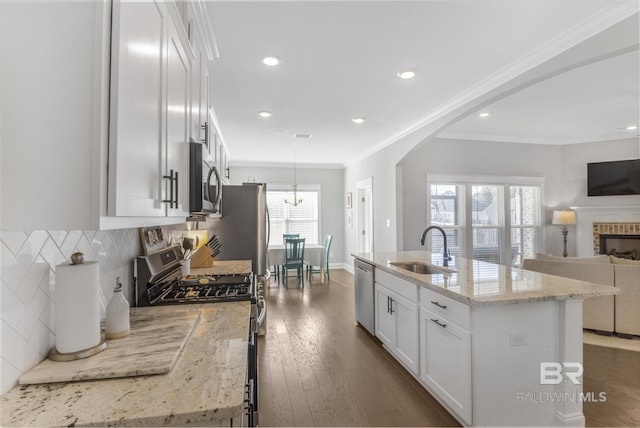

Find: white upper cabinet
165;19;190;217
109;0;191;219
187;17;210;153
0;0;219;230
108;1;166;217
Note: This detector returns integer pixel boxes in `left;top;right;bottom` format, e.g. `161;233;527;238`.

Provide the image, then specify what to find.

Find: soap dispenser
105;277;130;339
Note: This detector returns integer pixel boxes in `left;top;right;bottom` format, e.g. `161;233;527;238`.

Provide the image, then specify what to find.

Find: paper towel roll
54;261;101;354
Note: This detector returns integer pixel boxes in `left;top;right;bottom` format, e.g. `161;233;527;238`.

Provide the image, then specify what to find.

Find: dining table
268;243;325;283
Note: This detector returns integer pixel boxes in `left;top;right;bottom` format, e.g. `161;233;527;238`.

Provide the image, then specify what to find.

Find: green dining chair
283;237;305;287
308;234;333;282
274;234;300;283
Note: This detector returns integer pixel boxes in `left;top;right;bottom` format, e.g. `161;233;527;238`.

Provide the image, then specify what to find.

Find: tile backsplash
0;226;185;394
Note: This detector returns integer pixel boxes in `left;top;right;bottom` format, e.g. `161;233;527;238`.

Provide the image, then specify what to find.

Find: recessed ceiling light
352;117;365;124
626;125;638;130
262;56;280;66
397;70;415;80
479;112;490;118
293;134;312;139
258;110;272;118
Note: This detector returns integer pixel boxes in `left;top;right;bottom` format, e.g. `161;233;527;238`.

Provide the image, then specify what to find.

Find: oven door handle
256;298;266;326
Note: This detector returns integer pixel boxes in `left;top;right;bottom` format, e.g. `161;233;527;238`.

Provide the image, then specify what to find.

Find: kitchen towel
54;261;101;353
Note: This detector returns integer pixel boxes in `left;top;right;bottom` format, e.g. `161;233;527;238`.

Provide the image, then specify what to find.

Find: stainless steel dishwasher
354;259;375;334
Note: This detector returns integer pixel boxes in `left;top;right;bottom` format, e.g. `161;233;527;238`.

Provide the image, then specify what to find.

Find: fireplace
592;222;640;259
599;234;640;259
574;206;640;257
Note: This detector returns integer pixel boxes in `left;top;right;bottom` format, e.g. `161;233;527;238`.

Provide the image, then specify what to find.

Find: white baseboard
329;262;353;273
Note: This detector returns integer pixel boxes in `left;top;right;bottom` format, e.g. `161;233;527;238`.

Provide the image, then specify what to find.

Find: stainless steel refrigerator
212;183;269;277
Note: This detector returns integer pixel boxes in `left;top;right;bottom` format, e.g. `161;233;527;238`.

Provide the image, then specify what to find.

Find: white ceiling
206;1;640;168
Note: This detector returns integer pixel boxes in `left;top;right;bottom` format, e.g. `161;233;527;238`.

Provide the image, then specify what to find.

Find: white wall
343;145;399;258
230;165;345;265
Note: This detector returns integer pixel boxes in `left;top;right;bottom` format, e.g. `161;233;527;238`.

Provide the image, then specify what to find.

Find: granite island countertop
1;302;251;427
353;251;618;305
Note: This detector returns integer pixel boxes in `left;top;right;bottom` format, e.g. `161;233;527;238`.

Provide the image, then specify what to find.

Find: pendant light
284;152;303;206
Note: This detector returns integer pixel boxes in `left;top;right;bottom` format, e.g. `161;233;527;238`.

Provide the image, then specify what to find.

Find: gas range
158;274;254;304
134;245;256;307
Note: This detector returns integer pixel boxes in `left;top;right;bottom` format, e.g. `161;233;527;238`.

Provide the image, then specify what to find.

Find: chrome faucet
420;225;452;267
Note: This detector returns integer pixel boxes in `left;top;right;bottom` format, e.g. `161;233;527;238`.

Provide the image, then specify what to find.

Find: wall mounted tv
587;159;640;196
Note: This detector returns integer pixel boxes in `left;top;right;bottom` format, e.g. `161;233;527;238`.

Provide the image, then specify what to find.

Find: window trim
426;174;545;266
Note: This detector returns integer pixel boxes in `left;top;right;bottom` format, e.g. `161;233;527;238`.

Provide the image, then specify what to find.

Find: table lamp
552;210;577;257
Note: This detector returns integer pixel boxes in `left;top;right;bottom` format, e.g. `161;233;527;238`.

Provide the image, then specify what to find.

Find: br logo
540;362;583;385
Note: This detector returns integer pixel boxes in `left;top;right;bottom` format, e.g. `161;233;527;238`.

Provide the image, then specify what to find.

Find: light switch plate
510;331;527;346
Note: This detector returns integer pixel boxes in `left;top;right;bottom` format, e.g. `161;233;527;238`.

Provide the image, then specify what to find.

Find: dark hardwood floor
583;343;640;427
258;269;640;427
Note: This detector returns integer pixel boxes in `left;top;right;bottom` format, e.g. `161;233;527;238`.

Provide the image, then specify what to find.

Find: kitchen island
1;260;254;427
353;251;618;427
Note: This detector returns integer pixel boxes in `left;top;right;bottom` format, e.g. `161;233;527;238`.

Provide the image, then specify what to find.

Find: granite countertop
353;251;618;306
1;302;251;427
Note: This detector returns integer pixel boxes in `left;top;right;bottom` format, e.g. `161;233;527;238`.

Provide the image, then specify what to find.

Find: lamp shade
552;210;576;225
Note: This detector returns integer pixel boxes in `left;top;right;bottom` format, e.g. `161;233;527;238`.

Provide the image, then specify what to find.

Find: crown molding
230;160;344;170
436;132;640;146
192;0;220;60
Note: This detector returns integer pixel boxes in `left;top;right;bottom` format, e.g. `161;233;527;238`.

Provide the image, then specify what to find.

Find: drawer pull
430;300;447;309
431;318;447;329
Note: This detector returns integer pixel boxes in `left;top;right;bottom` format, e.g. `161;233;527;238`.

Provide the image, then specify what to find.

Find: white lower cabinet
394;293;419;373
419;307;472;425
374;273;419;375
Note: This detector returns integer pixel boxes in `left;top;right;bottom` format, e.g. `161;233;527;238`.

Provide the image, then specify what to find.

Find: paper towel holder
50;253;108;362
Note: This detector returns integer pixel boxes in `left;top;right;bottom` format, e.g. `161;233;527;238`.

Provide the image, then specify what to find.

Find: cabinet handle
174;171;179;208
430;318;447;329
201;121;208;148
430;300;447;309
389;297;394;315
387;296;390;314
162;169;175;208
162;170;179;209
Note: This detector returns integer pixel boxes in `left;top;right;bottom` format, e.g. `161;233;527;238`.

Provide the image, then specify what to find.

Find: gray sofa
522;254;640;337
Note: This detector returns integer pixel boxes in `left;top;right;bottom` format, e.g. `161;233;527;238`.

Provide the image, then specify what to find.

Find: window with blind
428;178;542;267
510;185;540;266
430;184;464;258
267;190;319;246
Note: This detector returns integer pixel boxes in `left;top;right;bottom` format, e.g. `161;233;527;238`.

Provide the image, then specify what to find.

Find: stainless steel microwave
189;142;221;215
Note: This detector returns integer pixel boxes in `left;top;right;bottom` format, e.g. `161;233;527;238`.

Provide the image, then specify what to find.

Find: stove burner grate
156;273;253;304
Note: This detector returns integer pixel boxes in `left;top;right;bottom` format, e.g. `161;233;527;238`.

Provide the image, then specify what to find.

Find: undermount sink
390;261;456;275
